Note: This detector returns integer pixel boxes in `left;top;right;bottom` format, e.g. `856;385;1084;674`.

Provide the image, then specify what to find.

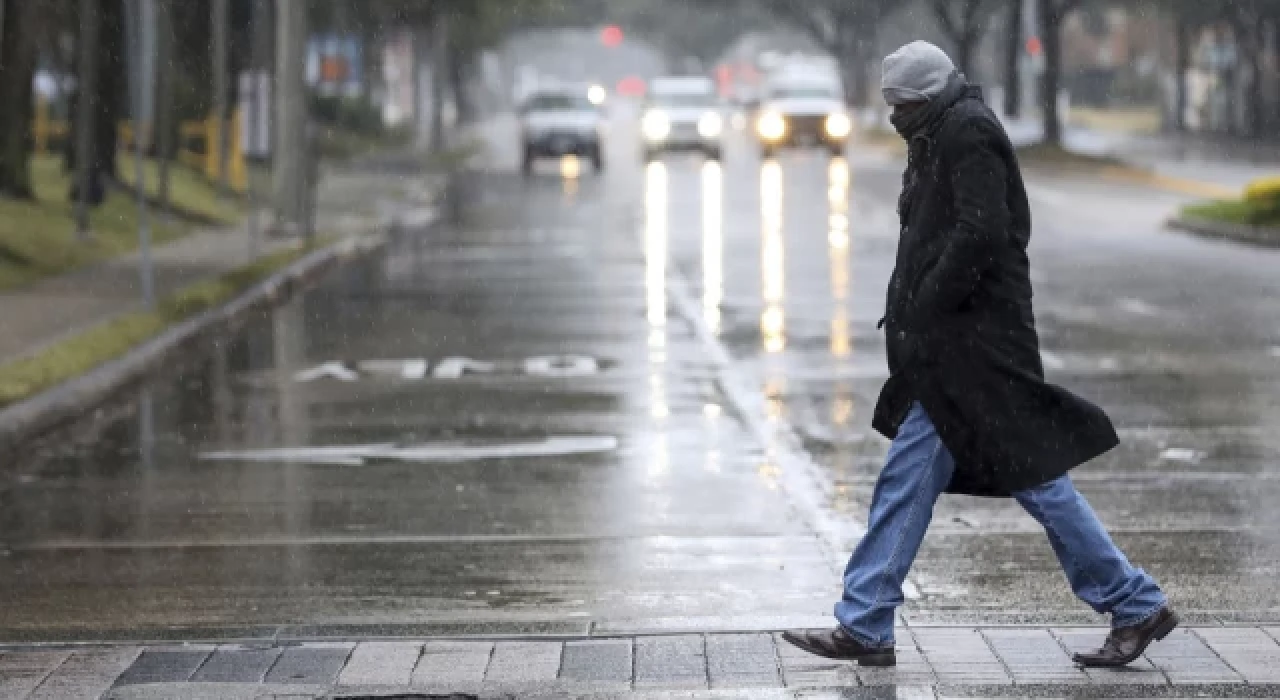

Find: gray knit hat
881;41;956;106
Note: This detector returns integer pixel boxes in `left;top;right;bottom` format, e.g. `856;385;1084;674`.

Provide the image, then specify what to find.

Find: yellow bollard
205;114;220;182
229;108;247;192
33;97;49;155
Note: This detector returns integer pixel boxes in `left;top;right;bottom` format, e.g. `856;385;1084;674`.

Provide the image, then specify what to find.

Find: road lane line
1117;297;1160;316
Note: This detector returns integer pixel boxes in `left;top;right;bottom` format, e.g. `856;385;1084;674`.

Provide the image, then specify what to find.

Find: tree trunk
1246;24;1265;137
956;31;977;77
0;0;38;198
843;36;874;107
273;0;308;231
73;0;100;234
361;22;380;106
1004;0;1023;118
411;28;425;146
833;27;857;105
211;0;229;191
1039;3;1064;146
1171;13;1189;132
94;0;127;182
1269;17;1280;135
448;46;473;124
429;13;448;153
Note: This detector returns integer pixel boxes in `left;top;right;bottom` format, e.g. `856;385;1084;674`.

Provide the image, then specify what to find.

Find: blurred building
1060;5;1164;107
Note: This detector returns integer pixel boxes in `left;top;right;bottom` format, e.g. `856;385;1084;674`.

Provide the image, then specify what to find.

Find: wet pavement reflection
3;115;1280;640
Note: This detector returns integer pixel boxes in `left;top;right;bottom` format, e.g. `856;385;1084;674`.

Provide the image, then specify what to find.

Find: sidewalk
1000;116;1279;193
0;166;435;367
3;626;1278;698
0;224;286;365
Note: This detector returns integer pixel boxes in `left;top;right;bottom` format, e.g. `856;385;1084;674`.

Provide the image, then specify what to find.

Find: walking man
782;41;1176;668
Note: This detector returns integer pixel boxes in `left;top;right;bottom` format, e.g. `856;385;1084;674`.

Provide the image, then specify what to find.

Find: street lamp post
127;0;154;308
212;0;229;194
74;0;98;240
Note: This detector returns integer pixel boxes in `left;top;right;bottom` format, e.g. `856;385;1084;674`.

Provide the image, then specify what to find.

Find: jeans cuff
839;623;895;650
1112;603;1167;629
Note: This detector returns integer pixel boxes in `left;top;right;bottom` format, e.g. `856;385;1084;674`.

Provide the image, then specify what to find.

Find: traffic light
601;25;623;47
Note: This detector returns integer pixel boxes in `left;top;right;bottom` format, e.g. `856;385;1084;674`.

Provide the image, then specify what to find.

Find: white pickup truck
640;76;724;161
753;69;851;158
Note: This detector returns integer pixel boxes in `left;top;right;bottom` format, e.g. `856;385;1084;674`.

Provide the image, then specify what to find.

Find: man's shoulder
939;98;1009;147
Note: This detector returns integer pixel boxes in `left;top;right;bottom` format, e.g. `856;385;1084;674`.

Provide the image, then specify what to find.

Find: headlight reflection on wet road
561;155;581;198
701;161;724;335
644;162;670;426
828;157;851;358
760;160;785;355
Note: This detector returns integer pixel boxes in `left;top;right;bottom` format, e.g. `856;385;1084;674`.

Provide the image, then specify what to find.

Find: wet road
3;109;1280;640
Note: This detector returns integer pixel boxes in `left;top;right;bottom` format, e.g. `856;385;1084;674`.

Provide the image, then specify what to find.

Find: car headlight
588;84;607;105
825;112;853;139
642;110;671;141
697;112;724;138
757;112;786;141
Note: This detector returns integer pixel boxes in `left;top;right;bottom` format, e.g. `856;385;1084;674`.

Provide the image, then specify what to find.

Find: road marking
1098;165;1239;200
10;533;807;552
295;362;360;382
1268;346;1280;358
199;436;619;465
1159;447;1207;463
293;355;602;382
1117;297;1160;316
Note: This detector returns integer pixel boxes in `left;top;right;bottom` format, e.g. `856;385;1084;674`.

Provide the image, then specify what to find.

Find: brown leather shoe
781;627;896;666
1072;607;1179;668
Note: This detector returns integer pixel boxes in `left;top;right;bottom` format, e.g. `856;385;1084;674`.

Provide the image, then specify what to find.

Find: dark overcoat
873;84;1119;497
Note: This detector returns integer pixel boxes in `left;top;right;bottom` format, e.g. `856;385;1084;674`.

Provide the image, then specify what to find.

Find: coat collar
890;71;971;141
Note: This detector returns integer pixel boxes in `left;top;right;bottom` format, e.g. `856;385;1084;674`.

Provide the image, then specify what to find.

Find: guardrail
32;98;247;193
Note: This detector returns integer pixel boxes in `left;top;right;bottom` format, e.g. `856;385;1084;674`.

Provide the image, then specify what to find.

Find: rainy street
2;108;1279;644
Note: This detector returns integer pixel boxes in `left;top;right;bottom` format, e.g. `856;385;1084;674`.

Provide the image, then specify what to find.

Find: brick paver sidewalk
4;626;1280;698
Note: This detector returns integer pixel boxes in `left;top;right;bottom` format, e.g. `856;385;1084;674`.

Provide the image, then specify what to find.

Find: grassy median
1180;198;1280;229
0;243;316;408
0;155;241;291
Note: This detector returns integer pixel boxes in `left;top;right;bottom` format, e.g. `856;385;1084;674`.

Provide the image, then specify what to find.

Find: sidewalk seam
767;633;785;690
1190;627;1247;683
629;634;637;692
700;634;710;690
977;628;1017;686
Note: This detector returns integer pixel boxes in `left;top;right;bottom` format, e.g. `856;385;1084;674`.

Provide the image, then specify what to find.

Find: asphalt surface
2;107;1280;642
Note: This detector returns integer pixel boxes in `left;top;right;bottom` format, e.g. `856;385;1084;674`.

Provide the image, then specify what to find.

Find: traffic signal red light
601;25;623;47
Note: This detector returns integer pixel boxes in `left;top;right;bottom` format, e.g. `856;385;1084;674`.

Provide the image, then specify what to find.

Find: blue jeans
835;402;1167;647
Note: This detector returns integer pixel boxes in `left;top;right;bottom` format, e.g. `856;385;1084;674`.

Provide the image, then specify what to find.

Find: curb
0;233;388;460
1099;165;1239;200
1166;215;1280;249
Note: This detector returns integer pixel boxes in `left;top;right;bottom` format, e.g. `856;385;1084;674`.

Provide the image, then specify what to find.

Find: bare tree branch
930;0;958;38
